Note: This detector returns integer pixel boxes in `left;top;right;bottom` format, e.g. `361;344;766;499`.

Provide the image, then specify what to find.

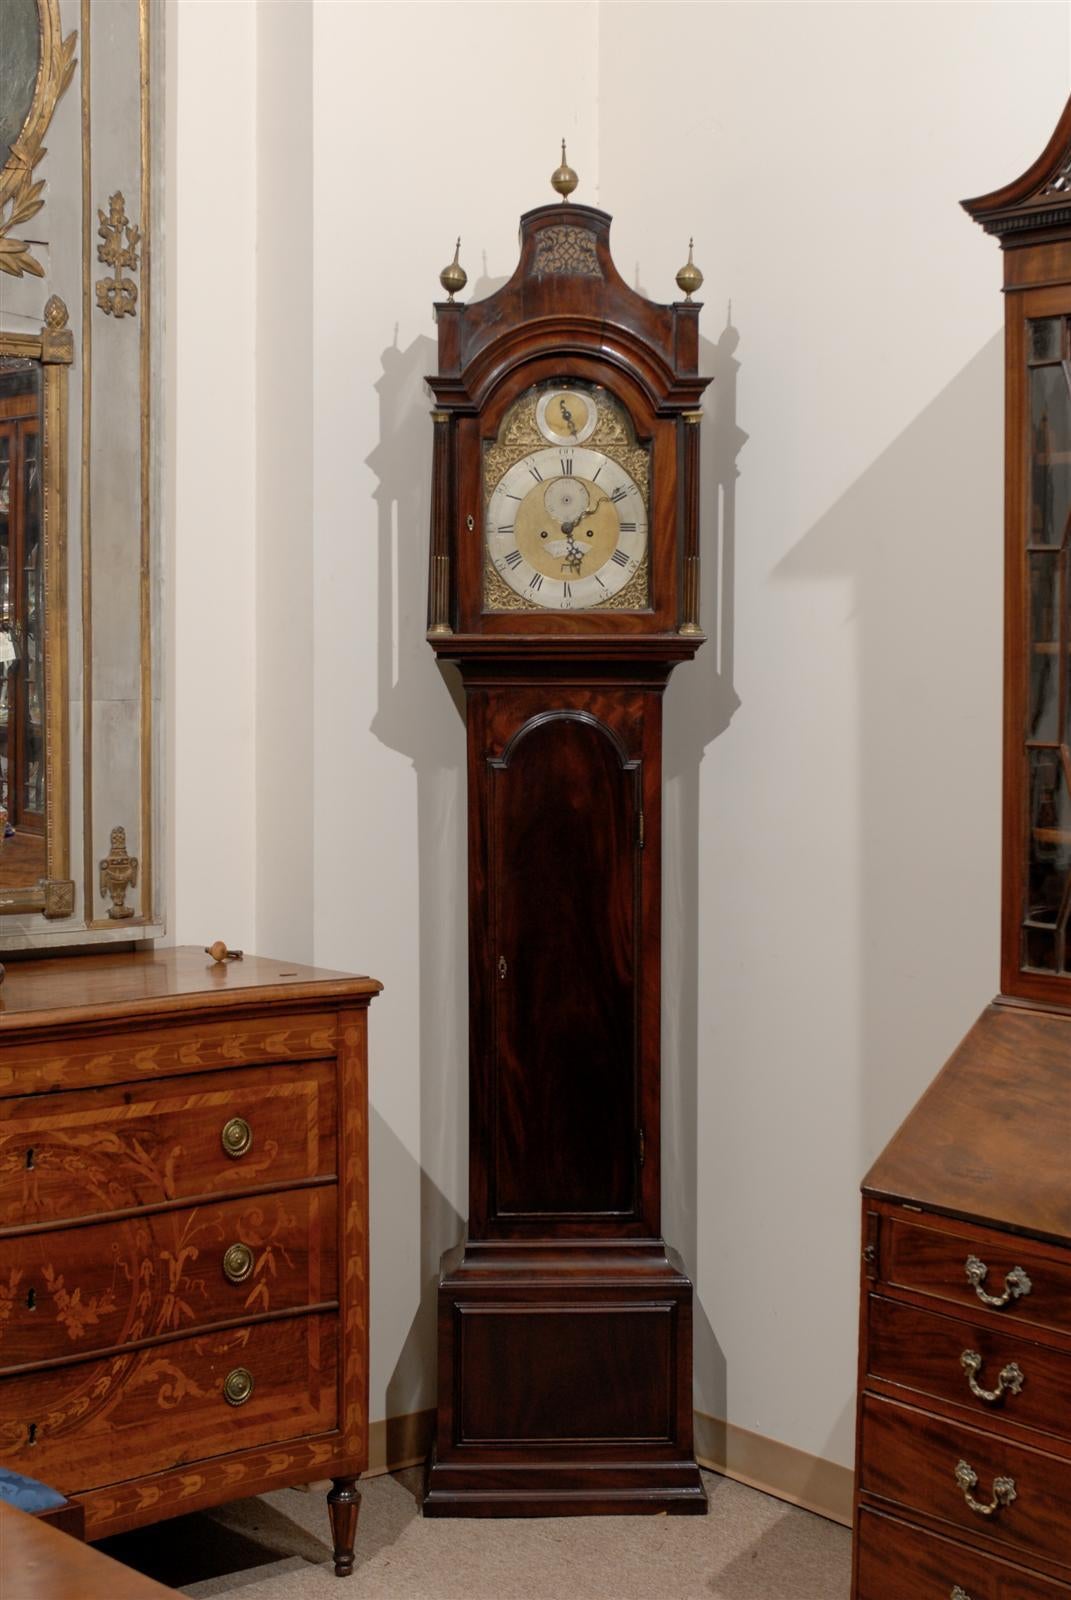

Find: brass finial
676;238;703;302
551;140;578;202
439;238;467;301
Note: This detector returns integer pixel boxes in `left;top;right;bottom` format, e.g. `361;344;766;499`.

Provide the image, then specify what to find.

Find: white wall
171;0;1070;1475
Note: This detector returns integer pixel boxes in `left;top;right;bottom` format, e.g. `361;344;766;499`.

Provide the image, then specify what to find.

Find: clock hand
570;495;611;531
558;400;578;438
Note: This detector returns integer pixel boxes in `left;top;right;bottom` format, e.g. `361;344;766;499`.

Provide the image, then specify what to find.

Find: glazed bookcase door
1005;289;1071;995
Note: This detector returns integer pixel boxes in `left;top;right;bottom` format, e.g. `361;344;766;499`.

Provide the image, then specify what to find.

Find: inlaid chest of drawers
0;947;381;1577
853;1002;1071;1599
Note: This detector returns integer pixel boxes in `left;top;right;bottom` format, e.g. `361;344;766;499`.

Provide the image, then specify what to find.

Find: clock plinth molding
424;197;710;1516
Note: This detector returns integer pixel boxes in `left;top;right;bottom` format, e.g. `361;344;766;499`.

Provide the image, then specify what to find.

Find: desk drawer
857;1507;1071;1598
0;1312;338;1492
860;1394;1071;1572
0;1061;336;1226
869;1295;1071;1443
0;1187;337;1369
883;1218;1071;1340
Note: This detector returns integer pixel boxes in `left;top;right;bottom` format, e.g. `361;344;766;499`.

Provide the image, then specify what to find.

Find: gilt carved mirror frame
0;0;163;944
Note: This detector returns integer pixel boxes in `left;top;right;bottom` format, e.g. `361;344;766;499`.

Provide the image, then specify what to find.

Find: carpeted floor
98;1469;851;1599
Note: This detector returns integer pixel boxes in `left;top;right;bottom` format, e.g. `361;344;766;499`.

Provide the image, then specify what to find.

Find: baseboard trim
364;1407;852;1528
365;1408;436;1478
693;1411;853;1527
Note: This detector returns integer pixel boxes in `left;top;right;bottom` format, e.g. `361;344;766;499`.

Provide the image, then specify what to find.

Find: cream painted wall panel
168;0;1070;1481
172;0;258;949
598;3;1067;1468
255;1;314;963
310;0;599;1423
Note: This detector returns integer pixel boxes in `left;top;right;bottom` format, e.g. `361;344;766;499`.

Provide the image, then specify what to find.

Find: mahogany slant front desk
853;95;1071;1598
0;948;380;1578
854;1004;1071;1597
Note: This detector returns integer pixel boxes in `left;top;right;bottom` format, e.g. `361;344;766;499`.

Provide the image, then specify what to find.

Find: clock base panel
423;1239;707;1518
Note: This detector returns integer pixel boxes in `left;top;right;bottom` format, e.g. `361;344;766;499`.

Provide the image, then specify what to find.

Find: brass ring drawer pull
220;1116;252;1159
223;1366;254;1406
964;1254;1032;1309
222;1242;254;1284
960;1349;1025;1404
954;1459;1016;1517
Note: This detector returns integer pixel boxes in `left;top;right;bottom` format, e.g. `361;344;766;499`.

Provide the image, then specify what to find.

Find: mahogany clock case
423;194;710;1516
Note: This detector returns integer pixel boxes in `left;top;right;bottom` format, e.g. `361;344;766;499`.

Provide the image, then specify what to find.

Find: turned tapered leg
327;1476;361;1578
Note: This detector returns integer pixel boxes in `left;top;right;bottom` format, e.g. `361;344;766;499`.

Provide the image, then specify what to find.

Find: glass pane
1030;550;1061;740
21;428;42;818
1025;924;1057;972
0;431;10;818
1031;319;1064;363
1026;750;1071;957
1030;365;1071;547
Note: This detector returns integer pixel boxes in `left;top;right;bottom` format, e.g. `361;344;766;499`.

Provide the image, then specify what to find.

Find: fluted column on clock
679;409;703;635
427;410;453;636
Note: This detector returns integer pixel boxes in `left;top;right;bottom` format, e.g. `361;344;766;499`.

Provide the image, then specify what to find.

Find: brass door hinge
637;808;645;850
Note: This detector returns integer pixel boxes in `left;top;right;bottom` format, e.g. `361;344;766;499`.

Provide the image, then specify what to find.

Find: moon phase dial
487;445;647;611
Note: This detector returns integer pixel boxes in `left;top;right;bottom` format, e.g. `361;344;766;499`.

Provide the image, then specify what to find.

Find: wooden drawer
857;1507;1071;1598
0;1187;337;1370
869;1295;1071;1445
860;1394;1071;1572
0;1060;336;1227
883;1216;1071;1340
0;1010;341;1098
0;1312;338;1492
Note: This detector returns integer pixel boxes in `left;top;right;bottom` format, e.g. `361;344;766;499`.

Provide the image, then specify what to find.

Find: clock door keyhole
497;955;507;980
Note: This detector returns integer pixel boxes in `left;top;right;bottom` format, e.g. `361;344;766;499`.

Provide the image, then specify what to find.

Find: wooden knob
205;941;243;964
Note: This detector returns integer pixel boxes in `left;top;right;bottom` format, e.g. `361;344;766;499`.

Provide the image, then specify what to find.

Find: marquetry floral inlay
43;1265;118;1341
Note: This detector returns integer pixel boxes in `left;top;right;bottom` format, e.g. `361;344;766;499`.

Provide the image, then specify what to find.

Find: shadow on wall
773;333;1004;1471
365;284;749;1442
663;312;747;1428
366;280;505;1427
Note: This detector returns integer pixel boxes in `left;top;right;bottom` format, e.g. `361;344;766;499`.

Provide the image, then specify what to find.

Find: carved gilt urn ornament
100;826;138;918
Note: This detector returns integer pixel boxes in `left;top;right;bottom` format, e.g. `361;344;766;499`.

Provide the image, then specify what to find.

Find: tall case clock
423;153;710;1517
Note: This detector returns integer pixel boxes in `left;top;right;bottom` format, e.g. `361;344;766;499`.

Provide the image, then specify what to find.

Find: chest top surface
864;1001;1071;1245
0;946;382;1035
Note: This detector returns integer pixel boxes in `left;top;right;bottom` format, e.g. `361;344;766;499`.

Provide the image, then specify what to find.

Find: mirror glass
0;357;46;889
0;0;41;172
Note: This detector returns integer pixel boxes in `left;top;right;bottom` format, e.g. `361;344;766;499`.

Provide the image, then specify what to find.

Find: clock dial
536;388;597;445
487;445;647;611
